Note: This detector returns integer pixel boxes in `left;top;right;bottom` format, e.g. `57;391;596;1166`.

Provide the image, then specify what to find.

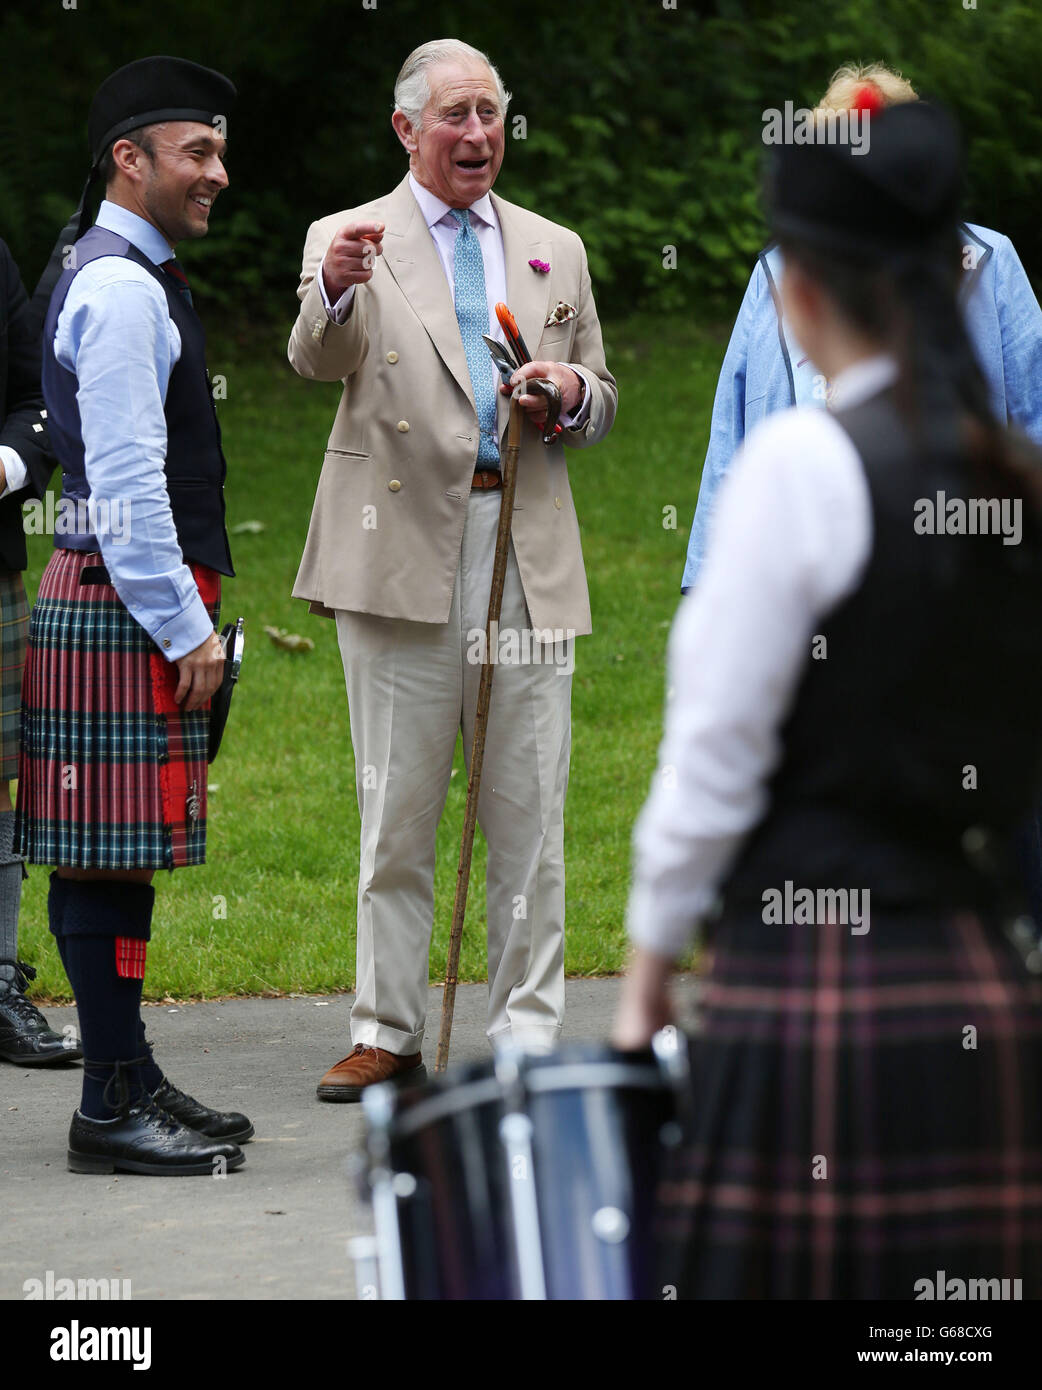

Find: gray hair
393;39;511;126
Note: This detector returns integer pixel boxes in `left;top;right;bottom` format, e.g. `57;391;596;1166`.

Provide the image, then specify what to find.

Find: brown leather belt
472;469;502;490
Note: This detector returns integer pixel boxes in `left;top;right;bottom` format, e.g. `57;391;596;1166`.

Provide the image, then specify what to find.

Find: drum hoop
390;1075;505;1140
520;1062;666;1095
386;1062;668;1144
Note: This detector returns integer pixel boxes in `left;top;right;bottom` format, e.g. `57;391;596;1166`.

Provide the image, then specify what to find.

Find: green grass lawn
21;314;725;999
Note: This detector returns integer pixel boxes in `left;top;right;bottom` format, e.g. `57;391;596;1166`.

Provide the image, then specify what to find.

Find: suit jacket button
396;420;410;432
554;497;562;509
389;479;402;492
386;351;399;364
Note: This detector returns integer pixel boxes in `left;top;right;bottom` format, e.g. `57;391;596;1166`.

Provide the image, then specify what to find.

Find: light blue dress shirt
53;200;216;661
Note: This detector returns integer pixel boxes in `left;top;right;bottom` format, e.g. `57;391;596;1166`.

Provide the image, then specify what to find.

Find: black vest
42;225;233;576
724;388;1042;915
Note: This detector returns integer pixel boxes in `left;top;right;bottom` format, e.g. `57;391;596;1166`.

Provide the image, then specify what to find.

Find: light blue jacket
682;224;1042;590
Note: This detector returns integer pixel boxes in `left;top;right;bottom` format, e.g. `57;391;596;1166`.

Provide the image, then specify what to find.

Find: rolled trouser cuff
351;1020;425;1054
488;1024;562;1055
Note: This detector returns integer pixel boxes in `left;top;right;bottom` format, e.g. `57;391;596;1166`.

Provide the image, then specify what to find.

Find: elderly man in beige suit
289;38;616;1099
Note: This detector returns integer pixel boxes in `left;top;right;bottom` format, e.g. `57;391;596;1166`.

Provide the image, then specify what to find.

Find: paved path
0;977;698;1300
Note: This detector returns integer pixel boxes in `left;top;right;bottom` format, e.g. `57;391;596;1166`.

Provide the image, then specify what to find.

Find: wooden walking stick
435;376;561;1072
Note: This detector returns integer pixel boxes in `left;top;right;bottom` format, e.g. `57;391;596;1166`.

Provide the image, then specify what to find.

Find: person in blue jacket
684;222;1042;586
682;63;1042;933
683;63;1042;592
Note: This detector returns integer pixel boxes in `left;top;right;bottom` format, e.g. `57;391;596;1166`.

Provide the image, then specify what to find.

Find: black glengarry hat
29;56;236;332
88;55;237;168
767;101;964;261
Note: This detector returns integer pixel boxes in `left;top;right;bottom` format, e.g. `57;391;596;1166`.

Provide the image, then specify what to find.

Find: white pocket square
545;301;577;328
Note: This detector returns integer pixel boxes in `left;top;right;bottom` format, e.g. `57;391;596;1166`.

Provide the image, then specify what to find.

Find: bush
1;0;1039;331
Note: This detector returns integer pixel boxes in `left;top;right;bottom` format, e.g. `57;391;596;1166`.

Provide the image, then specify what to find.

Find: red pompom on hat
851;83;885;114
766;101;964;260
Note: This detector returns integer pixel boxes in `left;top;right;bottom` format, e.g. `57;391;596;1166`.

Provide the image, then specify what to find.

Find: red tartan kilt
15;549;220;870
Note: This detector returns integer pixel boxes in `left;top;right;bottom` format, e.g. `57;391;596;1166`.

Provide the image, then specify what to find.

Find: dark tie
161;258;194;307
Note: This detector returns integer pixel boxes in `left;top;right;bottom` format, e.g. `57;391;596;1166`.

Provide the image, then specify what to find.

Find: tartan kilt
15;549;220;870
661;909;1042;1299
0;570;29;781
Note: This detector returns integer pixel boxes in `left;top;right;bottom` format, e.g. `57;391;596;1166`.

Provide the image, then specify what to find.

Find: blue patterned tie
450;209;499;467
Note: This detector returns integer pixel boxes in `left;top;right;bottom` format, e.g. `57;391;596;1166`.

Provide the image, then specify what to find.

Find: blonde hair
816;62;918;113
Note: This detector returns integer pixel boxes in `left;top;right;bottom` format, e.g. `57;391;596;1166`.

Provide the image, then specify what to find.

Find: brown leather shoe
316;1044;426;1103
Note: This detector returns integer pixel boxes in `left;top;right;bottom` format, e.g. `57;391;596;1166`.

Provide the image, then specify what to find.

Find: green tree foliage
1;0;1039;330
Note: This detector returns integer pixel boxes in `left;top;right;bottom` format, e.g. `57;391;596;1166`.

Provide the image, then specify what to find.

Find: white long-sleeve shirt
626;355;899;960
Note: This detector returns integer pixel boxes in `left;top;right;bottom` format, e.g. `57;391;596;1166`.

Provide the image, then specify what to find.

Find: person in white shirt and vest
681;61;1042;942
616;101;1042;1297
289;38;617;1099
18;57;253;1175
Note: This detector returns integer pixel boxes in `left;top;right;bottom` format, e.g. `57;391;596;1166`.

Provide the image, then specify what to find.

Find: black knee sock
57;880;163;1098
56;879;155;1120
62;935;144;1119
48;871;69;972
135;1018;164;1093
48;874;77;1052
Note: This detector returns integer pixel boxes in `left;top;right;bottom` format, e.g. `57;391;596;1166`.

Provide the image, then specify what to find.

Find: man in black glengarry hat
16;56;252;1176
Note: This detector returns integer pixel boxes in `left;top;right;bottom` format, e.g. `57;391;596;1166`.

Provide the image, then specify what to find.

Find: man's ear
109;137;148;183
391;109;419;154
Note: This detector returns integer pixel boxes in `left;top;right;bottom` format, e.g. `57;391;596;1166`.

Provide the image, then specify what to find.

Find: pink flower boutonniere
528;258;551;274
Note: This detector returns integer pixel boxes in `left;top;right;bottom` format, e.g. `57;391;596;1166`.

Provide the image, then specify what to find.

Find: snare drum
355;1037;686;1300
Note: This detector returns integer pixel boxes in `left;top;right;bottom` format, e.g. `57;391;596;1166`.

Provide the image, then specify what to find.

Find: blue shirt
53;200;215;660
682;224;1042;591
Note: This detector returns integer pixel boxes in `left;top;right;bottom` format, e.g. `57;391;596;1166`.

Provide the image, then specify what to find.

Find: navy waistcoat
42;225;233;576
724;388;1042;916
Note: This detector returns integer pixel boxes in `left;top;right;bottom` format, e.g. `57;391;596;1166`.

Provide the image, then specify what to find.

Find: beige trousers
335;488;574;1054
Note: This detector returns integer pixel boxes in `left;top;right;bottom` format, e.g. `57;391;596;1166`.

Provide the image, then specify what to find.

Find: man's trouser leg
335;601;462;1054
458;491;570;1051
336;490;571;1053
